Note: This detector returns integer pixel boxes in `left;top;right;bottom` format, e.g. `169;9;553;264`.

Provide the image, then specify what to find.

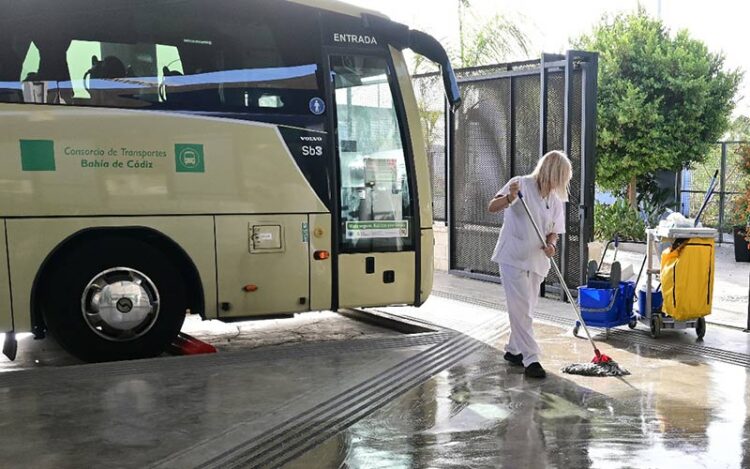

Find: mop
517;191;629;377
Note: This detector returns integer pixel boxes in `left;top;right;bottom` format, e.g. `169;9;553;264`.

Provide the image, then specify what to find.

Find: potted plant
731;144;750;262
730;191;750;262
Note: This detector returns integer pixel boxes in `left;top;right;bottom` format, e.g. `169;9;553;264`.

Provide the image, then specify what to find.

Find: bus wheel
42;236;187;362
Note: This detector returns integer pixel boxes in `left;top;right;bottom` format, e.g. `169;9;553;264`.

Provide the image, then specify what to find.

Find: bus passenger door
330;54;417;308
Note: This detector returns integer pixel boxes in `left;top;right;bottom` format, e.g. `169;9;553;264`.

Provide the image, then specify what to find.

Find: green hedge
594;200;647;242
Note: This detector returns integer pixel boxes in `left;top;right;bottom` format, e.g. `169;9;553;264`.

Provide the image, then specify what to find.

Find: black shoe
524;362;547;379
504;352;523;366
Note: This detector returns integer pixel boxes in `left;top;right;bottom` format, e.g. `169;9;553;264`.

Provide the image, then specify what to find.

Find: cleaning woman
488;150;572;379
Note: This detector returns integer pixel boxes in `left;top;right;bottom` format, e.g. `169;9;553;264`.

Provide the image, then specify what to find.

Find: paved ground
445;240;749;329
0;312;401;372
432;270;750;356
701;243;749;329
1;271;749;467
287;315;750;469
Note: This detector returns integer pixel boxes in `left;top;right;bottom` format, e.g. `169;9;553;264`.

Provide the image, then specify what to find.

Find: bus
0;0;460;362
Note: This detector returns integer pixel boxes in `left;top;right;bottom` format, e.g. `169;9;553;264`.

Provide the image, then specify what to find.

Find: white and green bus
0;0;460;361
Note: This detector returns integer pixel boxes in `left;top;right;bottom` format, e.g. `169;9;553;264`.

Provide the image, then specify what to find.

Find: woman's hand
543;243;556;258
544;233;558;258
488;180;520;213
508;180;520;200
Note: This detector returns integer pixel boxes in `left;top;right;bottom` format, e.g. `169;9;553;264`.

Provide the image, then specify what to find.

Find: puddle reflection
288;349;750;468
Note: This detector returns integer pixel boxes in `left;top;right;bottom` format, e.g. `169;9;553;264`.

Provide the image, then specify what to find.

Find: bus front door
331;54;417;308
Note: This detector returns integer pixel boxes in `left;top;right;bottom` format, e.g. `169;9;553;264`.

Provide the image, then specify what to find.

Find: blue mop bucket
577;281;635;328
637;286;663;315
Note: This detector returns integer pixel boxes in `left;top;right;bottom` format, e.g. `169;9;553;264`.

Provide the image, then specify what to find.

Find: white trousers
500;263;544;367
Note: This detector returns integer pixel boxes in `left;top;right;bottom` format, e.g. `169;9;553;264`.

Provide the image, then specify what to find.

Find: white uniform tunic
491;175;566;367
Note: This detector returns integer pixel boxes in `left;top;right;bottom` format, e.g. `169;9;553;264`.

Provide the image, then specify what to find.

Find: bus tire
41;235;187;362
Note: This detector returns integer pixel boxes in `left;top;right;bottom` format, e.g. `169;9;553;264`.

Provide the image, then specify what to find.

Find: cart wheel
628;317;638;329
696;317;706;340
650;315;662;339
573;322;580;337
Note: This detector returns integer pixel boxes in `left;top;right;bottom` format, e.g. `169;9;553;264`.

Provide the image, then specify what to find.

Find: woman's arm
488;179;520;213
543;196;566;258
488;193;515;213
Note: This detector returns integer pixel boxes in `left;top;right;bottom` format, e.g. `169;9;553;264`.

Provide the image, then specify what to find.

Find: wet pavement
1;280;750;467
431;270;750;358
0;333;444;468
435;240;749;330
0;311;402;372
287;319;750;469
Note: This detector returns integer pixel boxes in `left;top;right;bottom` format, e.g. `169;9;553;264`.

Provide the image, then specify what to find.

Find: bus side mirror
407;30;461;110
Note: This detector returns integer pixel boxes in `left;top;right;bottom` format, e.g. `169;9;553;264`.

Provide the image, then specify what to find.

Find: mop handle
517;191;600;352
694;170;719;227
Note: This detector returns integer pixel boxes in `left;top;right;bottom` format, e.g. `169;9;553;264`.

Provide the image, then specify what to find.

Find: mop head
561;351;630;377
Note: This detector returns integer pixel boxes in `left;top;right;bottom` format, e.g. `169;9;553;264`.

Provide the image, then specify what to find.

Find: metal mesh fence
414;54;597;289
451;79;512;276
543;71;566;287
563;71;584;288
546;72;565;151
512;75;541;177
450;56;596;289
681;141;748;242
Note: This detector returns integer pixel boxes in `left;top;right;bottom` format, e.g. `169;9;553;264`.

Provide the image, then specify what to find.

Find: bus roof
0;0;388;22
287;0;388;20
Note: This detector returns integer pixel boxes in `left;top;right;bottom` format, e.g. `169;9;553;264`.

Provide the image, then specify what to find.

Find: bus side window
18;42;41;103
65;41;176;107
0;0;325;128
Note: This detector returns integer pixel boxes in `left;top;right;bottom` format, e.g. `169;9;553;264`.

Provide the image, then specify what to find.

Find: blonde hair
531;150;573;202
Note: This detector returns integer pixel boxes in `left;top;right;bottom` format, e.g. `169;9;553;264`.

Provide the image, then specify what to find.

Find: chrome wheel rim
81;267;160;342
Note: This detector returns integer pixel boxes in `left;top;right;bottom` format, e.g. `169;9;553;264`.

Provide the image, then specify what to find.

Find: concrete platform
1;330;453;467
1;274;750;468
432;270;750;358
0;311;404;372
288;319;750;468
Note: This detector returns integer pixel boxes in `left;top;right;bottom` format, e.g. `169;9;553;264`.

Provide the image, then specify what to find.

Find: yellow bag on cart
660;238;715;320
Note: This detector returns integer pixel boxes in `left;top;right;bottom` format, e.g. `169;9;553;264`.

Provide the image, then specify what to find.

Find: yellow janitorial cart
640;226;717;339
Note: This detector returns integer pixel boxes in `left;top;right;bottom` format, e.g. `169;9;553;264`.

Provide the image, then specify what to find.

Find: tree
458;0;470;66
575;10;742;206
413;3;529;164
413;2;529;74
455;0;528;69
726;115;750;141
458;14;529;68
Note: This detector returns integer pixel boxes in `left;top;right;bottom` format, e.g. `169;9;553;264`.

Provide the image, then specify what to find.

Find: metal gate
447;52;598;292
680;141;748;243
